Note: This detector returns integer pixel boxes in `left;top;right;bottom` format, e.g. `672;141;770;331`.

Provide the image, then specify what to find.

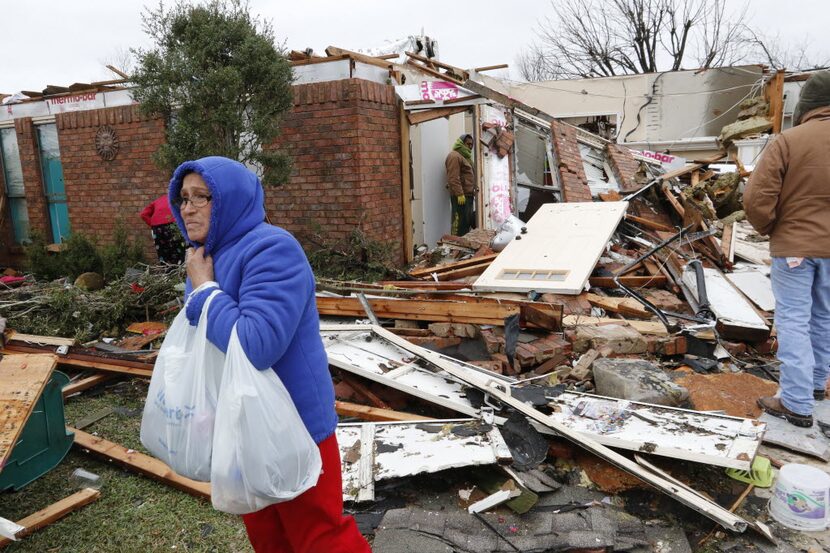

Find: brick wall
606;143;641;193
267;78;403;263
15;118;52;241
0;154;19;267
56;105;169;261
550;120;593;203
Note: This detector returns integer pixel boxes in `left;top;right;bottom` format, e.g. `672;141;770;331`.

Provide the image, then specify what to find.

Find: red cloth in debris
139;195;175;227
0;275;26;287
240;433;370;553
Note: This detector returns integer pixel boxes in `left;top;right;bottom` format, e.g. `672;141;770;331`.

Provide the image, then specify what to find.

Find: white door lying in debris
473;201;628;294
681;266;769;332
338;419;511;502
322;325;764;471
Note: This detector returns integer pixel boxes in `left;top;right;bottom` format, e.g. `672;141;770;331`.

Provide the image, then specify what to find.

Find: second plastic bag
210;326;322;514
140;290;224;481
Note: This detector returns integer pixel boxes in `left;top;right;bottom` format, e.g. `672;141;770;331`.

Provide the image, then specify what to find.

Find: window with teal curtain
0;128;30;244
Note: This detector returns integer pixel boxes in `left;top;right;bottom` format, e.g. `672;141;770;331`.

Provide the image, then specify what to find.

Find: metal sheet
338;419;511;502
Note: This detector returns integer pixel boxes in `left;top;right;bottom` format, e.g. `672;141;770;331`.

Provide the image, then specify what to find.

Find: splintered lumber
5;333;76;347
335;401;431;422
316;296;519;326
562;315;669;336
625;214;674;232
721;222;736;263
440;294;562;331
1;345;153;378
585;293;653;319
70;427;211;500
0;354;57;470
62;374;115;399
409;254;499;280
379;281;471;291
588;275;667;288
0;488;100;547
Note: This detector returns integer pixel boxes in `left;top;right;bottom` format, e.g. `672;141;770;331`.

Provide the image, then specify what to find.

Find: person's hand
457;195;466;206
186;247;214;288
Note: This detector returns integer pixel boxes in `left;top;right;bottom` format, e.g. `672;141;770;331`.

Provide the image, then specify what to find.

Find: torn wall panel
338;419;511;502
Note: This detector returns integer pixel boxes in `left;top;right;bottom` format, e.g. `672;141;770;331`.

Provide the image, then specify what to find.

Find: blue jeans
771;257;830;416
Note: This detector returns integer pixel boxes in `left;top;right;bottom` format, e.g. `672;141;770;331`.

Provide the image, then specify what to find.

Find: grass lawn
0;376;253;552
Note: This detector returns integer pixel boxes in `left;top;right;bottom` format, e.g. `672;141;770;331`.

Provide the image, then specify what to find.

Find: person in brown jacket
743;70;830;428
446;133;476;236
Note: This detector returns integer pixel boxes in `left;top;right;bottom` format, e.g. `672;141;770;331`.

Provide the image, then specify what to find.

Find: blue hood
168;156;265;255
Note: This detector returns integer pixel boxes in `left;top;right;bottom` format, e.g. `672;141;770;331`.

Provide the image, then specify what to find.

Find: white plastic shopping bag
210;326;322;514
140;290;224;481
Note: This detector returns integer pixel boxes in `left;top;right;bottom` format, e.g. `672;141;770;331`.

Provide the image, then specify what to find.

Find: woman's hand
186;246;214;288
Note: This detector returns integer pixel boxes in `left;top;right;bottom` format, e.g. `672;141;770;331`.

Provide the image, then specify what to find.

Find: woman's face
179;173;212;243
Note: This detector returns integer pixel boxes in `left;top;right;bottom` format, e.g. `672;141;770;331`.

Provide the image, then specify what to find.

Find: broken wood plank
62;374;115;399
407;106;470;126
125;321;168;335
562;315;668;336
340;374;390;410
6;333;76;347
661;183;686;217
0;354;57;471
335;401;431;422
585;293;653;319
0;488;100;547
625;214;674;232
316;296;519;326
370;326;749;532
439;294;562;331
1;346;153;378
588;275;667;288
379;281;471;290
70;427;211;500
721;222;736;263
409;254;499;279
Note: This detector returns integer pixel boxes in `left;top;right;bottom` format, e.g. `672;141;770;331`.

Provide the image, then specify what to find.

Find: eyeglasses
174;194;212;208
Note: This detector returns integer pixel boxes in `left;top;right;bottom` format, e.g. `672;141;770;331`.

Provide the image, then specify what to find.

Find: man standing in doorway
744;70;830;428
446;133;476;236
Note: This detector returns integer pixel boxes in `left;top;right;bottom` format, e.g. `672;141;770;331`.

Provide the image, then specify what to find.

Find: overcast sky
2;0;829;93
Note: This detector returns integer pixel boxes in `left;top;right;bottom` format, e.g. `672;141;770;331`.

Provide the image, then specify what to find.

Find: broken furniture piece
0;354;74;492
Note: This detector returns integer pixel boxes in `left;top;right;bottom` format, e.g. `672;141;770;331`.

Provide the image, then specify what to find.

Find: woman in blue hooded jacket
169;156;370;553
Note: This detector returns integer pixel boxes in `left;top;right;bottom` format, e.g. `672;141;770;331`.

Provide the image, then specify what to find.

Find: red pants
241;433;371;553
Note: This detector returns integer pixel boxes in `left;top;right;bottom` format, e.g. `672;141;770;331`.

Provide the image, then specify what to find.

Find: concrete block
593;358;689;406
571;324;647;354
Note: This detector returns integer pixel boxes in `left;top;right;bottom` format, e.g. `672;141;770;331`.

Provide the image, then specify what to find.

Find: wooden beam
588;275;667;288
316;296;520;326
439;294;563;330
765;70;785;134
1;345;153;376
404;61;464;85
289;54;350;67
625;214;674;232
410;254;499;279
70;428;211;500
585;293;653;319
0;354;57;470
0;488;100;547
62;374;115;399
335;401;431;422
106;64;129;79
379;281;470;290
659;152;726;182
473;64;509;72
661;182;686;218
399;105;414;264
721;221;736;263
407;105;470;126
324;46;394;72
6;332;76;347
404;51;469;81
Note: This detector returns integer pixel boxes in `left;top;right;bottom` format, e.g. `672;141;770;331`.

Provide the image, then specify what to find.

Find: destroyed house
0;48;652;268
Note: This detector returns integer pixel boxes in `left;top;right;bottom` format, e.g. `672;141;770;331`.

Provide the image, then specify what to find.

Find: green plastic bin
0;370;74;491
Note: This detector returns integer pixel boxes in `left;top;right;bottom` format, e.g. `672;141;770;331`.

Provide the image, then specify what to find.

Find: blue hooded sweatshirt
168;156;337;444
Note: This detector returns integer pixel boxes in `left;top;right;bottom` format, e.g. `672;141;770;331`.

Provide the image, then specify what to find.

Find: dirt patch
673;369;778;418
575;452;645;493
